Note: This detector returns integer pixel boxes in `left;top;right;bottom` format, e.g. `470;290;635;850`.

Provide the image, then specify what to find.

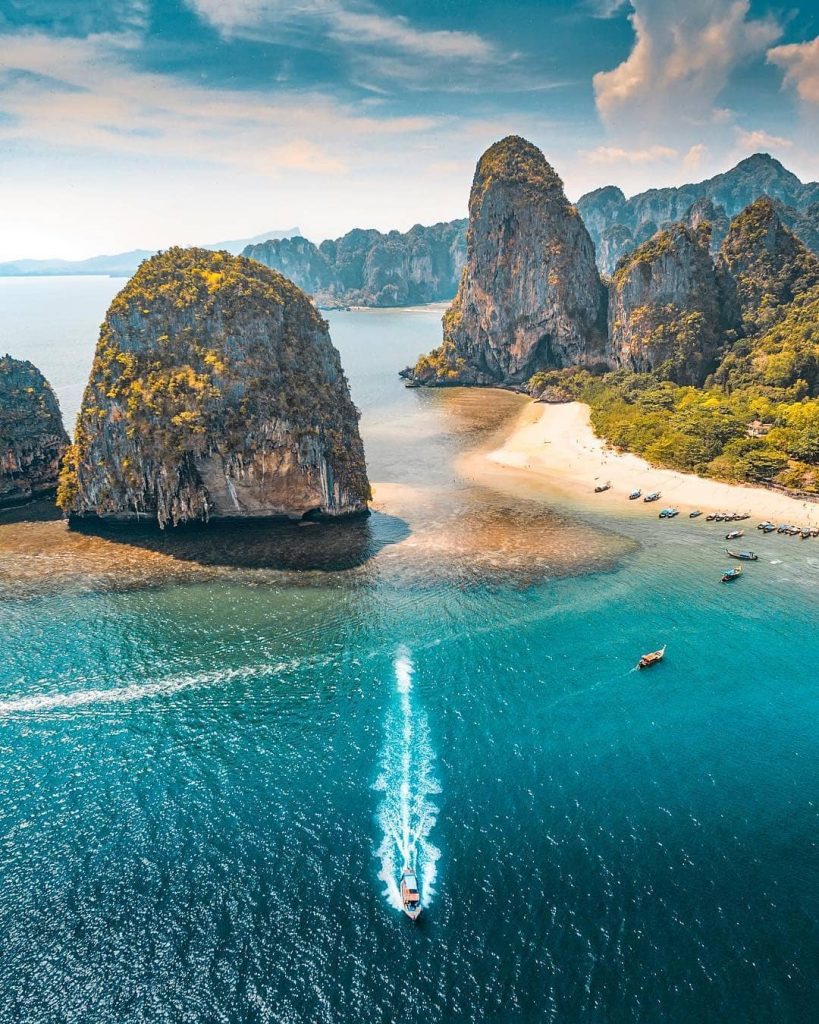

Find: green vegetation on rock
1;355;69;506
60;247;370;526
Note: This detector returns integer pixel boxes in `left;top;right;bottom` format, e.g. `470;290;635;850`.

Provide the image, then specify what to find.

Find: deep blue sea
0;278;817;1023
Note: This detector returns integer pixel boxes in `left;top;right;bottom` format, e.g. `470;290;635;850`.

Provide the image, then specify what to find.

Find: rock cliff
244;220;467;308
404;136;607;386
717;198;819;334
607;223;736;384
0;355;69;507
58;248;369;527
579;153;819;275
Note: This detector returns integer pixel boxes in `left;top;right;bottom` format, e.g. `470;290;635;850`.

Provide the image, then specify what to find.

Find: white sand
473;401;819;528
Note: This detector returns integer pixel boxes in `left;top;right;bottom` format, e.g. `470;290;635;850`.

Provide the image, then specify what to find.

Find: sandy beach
467;400;819;528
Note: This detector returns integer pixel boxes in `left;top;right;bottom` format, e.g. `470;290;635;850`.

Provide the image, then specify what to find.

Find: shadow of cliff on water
62;509;411;572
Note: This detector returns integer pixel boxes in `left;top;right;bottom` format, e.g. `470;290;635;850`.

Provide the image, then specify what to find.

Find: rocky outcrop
685;198;731;253
608;223;736;384
717;198;819;333
0;356;69;507
404;136;607;386
58;248;369;528
579;153;819;275
244;220;467;308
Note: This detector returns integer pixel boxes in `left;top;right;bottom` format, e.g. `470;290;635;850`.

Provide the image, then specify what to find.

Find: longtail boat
721;567;742;583
726;549;757;561
637;645;666;669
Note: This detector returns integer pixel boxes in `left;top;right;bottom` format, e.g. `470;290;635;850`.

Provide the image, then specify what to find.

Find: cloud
734;128;792;151
593;0;781;135
582;144;678;165
585;0;631;19
768;37;819;105
183;0;549;93
187;0;495;60
683;143;708;171
0;29;444;178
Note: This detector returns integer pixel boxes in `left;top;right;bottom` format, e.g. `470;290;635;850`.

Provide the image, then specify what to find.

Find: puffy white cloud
682;144;708;171
769;37;819;105
734;128;792;151
593;0;781;134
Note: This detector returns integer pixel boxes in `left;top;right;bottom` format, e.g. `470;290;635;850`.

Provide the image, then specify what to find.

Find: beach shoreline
463;400;819;528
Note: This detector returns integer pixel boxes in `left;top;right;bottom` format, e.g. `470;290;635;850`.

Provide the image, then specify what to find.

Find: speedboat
689;510;702;518
725;529;744;540
720;567;742;583
594;481;612;493
644;492;661;502
726;549;758;561
637;645;666;669
659;507;679;518
400;866;421;921
629;489;641;500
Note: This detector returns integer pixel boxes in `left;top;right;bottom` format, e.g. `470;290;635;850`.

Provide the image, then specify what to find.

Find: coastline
464;400;819;528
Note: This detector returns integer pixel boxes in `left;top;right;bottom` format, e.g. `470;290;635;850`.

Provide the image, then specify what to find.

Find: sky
0;0;818;260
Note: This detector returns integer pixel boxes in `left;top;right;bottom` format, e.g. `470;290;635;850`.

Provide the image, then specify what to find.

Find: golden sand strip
468;400;819;528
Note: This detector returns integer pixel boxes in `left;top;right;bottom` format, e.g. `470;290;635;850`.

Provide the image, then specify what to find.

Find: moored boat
659;507;679;518
644;491;661;502
400;866;421;921
726;549;758;561
594;481;612;493
689;510;702;518
720;567;742;583
629;489;641;500
725;529;744;540
638;645;666;669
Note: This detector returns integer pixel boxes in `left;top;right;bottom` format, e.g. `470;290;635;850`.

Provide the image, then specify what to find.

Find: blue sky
0;0;817;259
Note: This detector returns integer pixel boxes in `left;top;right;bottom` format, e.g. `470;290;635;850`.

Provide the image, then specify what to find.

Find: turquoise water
1;281;818;1022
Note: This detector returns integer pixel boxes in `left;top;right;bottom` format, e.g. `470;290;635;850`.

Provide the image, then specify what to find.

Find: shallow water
0;281;818;1022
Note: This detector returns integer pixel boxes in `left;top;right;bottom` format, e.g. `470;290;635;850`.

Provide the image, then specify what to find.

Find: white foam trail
0;659;306;717
375;646;441;911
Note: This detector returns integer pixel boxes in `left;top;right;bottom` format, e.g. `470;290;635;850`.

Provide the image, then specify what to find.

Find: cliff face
579;153;819;275
608;224;736;384
58;248;369;527
244;220;467;308
0;356;69;507
717;198;819;333
405;136;607;386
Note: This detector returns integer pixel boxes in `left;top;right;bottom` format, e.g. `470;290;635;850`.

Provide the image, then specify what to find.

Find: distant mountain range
577;154;819;275
0;228;301;278
244;154;819;306
4;153;817;293
243;221;467;308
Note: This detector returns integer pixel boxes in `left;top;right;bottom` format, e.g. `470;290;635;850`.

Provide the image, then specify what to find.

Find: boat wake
0;659;310;717
374;646;441;912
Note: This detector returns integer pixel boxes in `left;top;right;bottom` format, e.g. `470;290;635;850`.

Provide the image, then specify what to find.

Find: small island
0;355;68;508
58;247;370;527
